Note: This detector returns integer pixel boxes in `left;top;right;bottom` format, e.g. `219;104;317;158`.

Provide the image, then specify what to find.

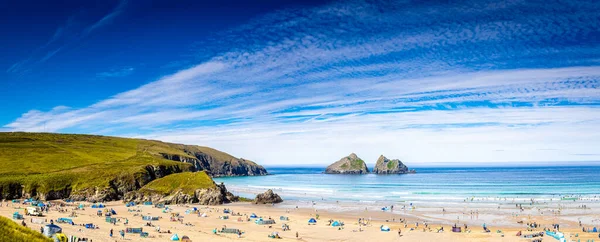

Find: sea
214;166;600;206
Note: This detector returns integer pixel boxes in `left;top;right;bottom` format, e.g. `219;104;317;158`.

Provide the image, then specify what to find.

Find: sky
1;0;599;166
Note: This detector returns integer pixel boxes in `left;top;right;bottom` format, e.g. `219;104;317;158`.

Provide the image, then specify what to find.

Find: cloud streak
4;0;600;165
6;0;128;74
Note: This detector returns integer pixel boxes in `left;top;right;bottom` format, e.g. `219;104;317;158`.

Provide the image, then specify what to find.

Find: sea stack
325;153;369;174
372;155;412;174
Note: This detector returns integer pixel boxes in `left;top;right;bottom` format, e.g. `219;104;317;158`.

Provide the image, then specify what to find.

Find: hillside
0;132;266;202
0;216;52;242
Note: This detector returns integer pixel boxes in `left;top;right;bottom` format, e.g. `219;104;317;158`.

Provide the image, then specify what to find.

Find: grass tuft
0;216;52;242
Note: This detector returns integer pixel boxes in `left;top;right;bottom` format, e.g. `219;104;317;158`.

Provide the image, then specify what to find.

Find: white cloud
4;0;600;165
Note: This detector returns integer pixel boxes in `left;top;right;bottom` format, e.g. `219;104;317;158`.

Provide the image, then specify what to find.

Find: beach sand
1;199;599;242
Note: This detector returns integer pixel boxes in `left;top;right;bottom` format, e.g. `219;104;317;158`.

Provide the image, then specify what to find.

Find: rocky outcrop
124;183;237;205
69;164;192;202
325;153;369;174
160;152;268;177
372;155;412;174
254;189;283;204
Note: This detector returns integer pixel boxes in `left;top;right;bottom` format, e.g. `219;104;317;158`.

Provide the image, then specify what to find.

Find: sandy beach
2;198;600;242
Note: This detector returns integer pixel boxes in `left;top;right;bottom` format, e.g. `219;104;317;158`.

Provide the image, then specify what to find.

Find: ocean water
214;166;600;204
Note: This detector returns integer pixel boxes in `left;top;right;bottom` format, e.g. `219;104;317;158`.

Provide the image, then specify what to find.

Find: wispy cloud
6;0;128;74
4;0;600;164
97;67;135;78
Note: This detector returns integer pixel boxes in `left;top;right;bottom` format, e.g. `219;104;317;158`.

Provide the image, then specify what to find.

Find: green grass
0;216;52;242
386;160;396;169
139;171;215;196
340;158;365;170
237;197;254;202
0;132;259;199
350;158;365;170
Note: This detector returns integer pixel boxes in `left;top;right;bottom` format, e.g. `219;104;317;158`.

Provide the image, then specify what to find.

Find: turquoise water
214;166;600;203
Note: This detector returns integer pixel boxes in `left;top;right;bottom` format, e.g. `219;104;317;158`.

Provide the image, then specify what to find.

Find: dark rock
254;189;283;204
160;152;268;177
372;155;410;174
325;153;369;174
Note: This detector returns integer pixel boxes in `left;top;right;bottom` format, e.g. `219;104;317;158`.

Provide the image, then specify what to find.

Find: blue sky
1;0;599;165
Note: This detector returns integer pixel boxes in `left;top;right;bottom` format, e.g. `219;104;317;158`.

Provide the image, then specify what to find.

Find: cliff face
372;155;410;174
325;153;369;174
69;164;192;202
160;151;268;177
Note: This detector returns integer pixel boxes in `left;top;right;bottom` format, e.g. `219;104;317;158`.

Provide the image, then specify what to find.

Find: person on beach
110;228;113;237
296;231;299;239
398;228;402;237
119;230;125;239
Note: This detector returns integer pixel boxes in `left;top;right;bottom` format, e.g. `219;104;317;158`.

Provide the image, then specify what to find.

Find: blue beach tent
332;221;341;227
308;218;317;224
380;225;391;232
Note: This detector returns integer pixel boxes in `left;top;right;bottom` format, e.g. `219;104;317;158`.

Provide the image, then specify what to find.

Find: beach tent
170;234;180;241
85;224;95;229
280;216;289;221
593;227;598;232
250;213;258;218
126;202;135;207
380;225;391;232
144;201;153;205
78;204;85;209
223;209;230;213
91;203;105;208
181;235;191;242
331;221;341;227
57;218;73;224
43;224;63;237
12;212;23;220
308;218;317;224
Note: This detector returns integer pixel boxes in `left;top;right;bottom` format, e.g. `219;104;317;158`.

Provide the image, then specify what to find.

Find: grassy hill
139;171;215;196
0;216;52;242
0;132;265;201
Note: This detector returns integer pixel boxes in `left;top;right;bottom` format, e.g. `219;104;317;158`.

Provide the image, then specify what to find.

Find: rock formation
254;189;283;204
160;151;268;177
124;183;238;205
325;153;369;174
372;155;412;174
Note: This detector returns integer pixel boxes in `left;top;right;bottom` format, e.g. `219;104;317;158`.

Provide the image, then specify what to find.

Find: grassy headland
0;132;265;201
